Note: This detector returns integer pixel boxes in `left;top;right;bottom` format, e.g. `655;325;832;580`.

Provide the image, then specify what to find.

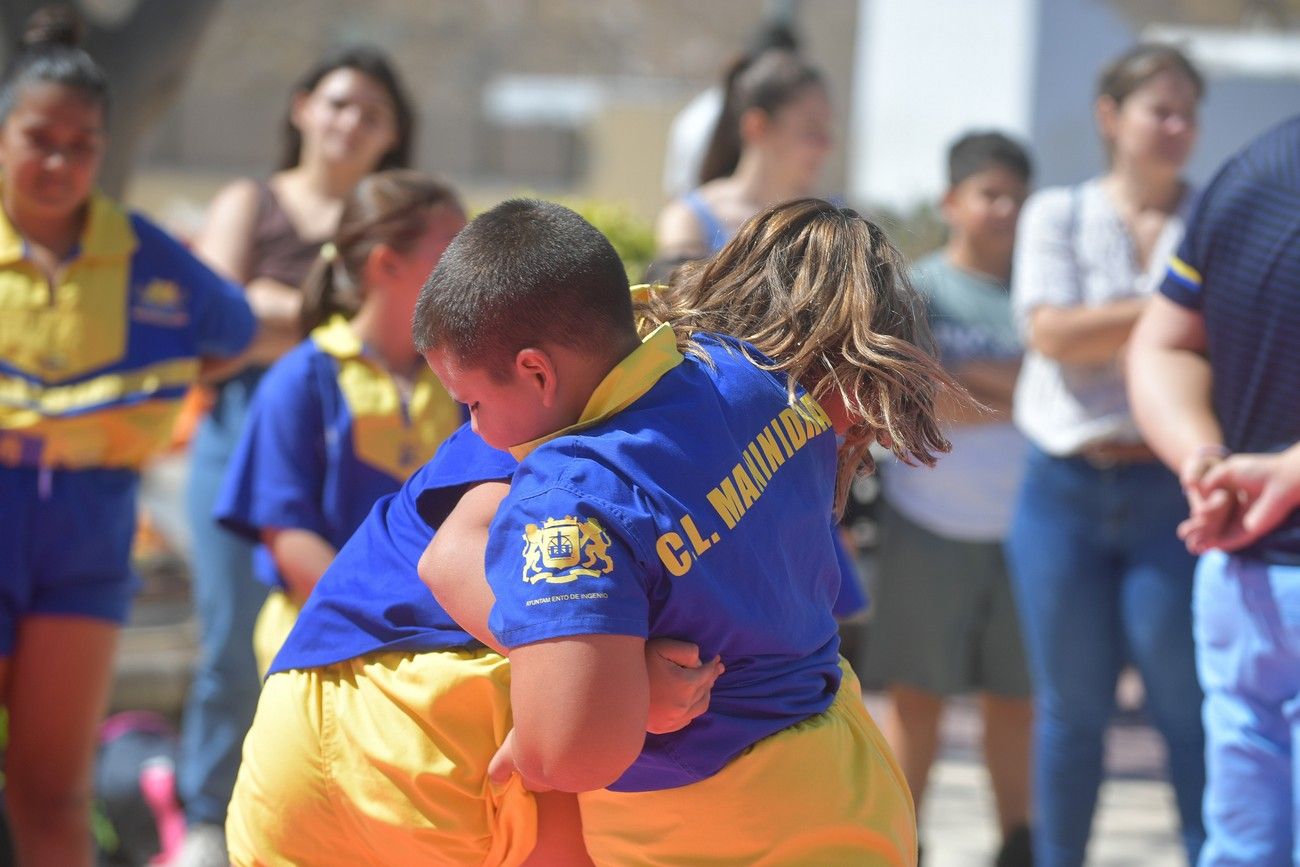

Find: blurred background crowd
3;1;1300;865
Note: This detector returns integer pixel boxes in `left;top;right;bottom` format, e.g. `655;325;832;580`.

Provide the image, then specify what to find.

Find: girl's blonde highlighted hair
637;198;961;513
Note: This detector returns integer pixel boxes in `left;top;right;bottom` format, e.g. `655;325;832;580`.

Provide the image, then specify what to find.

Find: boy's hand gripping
644;638;724;735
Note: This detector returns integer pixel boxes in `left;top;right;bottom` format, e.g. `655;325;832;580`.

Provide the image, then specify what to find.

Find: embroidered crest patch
521;516;615;585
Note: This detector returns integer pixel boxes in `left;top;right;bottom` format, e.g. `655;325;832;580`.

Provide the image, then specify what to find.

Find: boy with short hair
419;197;951;865
866;131;1034;865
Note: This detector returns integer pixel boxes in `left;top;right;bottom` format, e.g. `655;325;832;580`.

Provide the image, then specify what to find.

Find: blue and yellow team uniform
225;426;541;867
486;326;916;865
213;314;463;673
0;193;254;652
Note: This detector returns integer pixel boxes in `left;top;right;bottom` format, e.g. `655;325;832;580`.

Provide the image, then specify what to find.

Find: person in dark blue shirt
1129;114;1300;866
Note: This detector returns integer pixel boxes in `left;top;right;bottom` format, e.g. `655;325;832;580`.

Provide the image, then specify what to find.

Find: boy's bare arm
418;481;511;655
507;634;650;793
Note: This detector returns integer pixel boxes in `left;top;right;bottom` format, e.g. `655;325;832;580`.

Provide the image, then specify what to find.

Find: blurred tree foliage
564;199;657;281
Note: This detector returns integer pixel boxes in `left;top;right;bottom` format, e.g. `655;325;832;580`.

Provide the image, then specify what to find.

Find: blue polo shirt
214;316;463;589
486;325;844;792
1160;115;1300;564
267;423;516;674
0;192;254;469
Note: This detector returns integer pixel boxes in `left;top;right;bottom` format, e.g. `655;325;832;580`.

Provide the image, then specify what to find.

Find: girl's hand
644;638;723;735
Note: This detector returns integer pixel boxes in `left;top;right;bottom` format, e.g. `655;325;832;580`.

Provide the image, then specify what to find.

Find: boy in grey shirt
868;132;1033;866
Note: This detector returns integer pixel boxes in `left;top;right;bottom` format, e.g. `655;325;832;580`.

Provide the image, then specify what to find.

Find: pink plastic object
139;757;186;866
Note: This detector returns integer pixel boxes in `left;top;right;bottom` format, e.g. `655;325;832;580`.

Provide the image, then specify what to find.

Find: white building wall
850;1;1300;210
849;0;1041;209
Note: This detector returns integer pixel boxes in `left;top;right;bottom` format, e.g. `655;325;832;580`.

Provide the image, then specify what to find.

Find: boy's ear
516;347;560;408
938;185;961;227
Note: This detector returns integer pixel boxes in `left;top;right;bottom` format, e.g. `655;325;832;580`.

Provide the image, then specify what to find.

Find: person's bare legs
525;791;595;866
982;692;1033;837
5;616;118;867
884;683;945;810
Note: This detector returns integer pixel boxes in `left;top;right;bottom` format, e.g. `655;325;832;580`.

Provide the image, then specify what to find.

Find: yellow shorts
579;660;917;867
226;648;536;867
252;590;300;679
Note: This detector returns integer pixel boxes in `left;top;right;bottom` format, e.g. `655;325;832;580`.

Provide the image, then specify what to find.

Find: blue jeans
1006;446;1205;867
1196;550;1300;866
178;372;268;826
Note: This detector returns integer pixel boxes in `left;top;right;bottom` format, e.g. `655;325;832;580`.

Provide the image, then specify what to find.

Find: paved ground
862;691;1188;867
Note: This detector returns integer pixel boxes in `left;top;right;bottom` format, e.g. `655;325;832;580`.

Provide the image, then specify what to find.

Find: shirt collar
310;315;364;359
508;322;684;460
0;189;136;266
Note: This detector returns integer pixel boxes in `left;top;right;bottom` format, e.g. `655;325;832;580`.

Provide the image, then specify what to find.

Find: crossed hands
488;638;724;790
1178;446;1300;555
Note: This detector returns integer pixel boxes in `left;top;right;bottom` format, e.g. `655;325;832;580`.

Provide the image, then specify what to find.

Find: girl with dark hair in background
0;7;254;864
653;50;833;267
1006;43;1207;867
213;171;465;677
178;44;414;866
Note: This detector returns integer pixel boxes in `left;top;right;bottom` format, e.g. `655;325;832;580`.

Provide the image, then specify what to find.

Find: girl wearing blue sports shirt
0;11;254;865
214;170;465;676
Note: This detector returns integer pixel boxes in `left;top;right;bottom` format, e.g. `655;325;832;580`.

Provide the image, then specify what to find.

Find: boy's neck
944;235;1010;284
560;332;643;422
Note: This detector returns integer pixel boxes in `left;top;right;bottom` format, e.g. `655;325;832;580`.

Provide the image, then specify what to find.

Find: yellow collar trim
0;189;136;266
508;323;684;460
310;315;364;359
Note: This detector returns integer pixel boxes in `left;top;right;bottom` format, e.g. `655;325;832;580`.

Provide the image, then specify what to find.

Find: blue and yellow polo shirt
214;316;464;590
0;193;254;469
267;423;516;674
486;326;845;792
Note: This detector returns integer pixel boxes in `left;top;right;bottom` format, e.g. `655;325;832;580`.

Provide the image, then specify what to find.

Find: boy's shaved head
413;199;635;375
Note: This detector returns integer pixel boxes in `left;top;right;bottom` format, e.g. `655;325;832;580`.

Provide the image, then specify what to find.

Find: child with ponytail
213;170;466;675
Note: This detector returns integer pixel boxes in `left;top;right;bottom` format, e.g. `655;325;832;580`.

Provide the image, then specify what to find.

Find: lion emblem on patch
521;516;615;585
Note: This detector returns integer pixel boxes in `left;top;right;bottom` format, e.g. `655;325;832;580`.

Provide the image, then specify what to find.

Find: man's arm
1127;293;1234;551
1126;293;1221;476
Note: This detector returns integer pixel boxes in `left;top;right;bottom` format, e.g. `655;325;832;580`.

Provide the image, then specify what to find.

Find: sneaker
994;824;1032;867
176;823;228;867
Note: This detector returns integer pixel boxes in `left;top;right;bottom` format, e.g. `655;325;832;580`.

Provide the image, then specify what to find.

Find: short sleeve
213;348;329;543
1011;187;1083;333
486;483;652;649
1159;189;1215;310
131;214;255;357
